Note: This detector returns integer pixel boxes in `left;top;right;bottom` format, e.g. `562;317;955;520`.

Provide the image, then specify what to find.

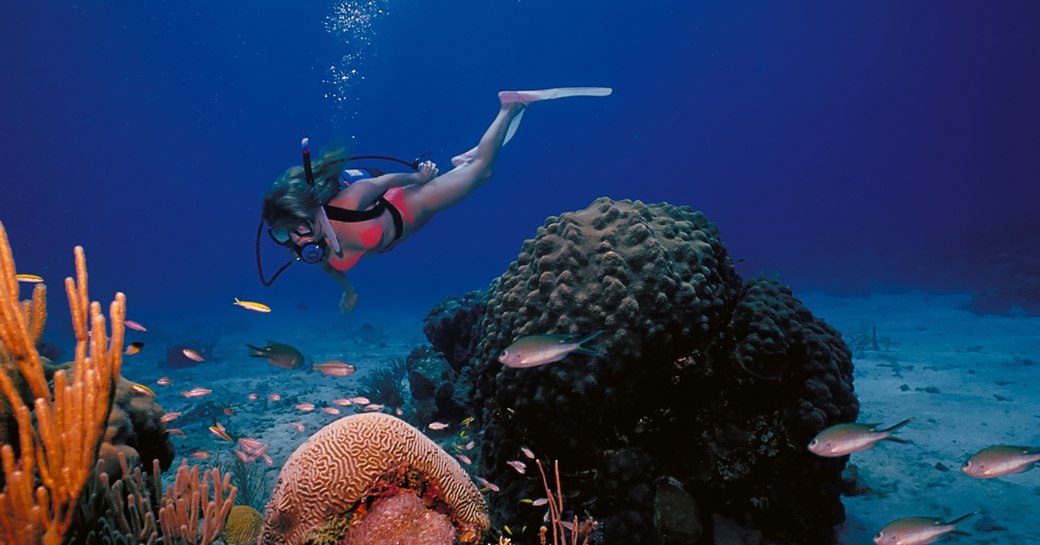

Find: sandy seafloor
121;291;1040;545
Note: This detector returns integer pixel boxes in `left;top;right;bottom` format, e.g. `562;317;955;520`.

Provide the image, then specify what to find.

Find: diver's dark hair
261;148;350;229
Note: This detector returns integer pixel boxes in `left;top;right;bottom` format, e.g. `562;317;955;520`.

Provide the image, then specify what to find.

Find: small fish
261;452;273;465
234;297;272;313
191;450;210;459
321;407;341;415
156;377;173;386
223;407;235;416
506;460;526;474
461;416;475;427
15;274;44;283
350;396;371;405
531;497;549;507
209;423;233;442
808;418;913;457
459;430;471;440
295;403;316;412
181;387;213;398
124;341;145;356
234;449;252;463
498;331;606;368
395;407;403;416
129;382;156;397
456;454;472;465
962;445;1040;479
167;428;185;437
237;438;264;453
312;360;356;377
503;525;512;536
182;348;206;363
362;403;383;412
475;476;500;492
267;393;282;402
464;440;475;450
160;412;182;424
248;392;259;401
247;342;305;369
521;446;535;460
519;498;533;504
124;320;148;332
428;422;450;431
873;512;977;545
291;422;305;432
331;398;353;406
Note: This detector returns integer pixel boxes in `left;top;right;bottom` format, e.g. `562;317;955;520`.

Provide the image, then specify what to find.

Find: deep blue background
2;1;1038;339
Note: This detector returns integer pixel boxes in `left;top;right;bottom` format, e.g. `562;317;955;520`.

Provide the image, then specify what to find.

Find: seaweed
357;357;408;409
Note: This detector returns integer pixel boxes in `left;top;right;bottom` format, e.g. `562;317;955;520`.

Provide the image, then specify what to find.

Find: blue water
4;0;1038;329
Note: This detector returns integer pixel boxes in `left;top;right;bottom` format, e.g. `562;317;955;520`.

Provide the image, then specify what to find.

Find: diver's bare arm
321;262;356;294
345;161;438;209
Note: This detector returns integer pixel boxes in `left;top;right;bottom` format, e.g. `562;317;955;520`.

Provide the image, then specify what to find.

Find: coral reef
158;459;237;544
342;492;456;545
258;413;488;545
404;346;469;426
0;225;126;545
424;198;858;544
423;289;489;373
356;357;408;409
224;505;264;545
96;376;176;481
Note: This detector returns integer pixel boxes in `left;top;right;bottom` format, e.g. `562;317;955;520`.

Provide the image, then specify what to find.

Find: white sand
800;291;1040;545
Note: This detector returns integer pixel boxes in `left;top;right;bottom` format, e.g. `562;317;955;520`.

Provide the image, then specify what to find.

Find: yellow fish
15;274;43;283
129;382;156;397
233;298;271;313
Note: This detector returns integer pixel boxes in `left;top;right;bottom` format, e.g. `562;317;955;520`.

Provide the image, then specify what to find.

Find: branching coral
158;459;237;545
0;224;125;545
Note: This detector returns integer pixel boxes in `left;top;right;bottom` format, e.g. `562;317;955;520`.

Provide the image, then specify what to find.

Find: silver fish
961;445;1040;479
808;418;913;457
498;331;606;368
873;512;976;545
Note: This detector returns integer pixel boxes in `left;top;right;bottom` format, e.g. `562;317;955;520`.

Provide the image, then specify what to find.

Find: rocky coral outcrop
423;198;858;545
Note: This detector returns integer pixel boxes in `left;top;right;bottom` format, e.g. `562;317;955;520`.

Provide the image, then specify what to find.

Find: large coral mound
258;413;488;545
431;198;857;545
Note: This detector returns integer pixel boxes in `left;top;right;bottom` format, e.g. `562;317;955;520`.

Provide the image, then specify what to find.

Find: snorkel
303;138;343;257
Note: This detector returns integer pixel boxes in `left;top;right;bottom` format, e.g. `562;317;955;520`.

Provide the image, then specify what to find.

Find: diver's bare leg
409;103;523;216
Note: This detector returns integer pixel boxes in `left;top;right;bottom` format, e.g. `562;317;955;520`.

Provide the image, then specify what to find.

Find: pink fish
350;396;371;405
531;497;549;507
395;407;404;416
247;393;259;401
267;393;281;402
209;423;233;442
476;477;500;492
181;387;213;398
156;377;173;386
521;446;535;460
507;460;527;474
362;403;383;412
160;412;182;424
261;452;273;465
182;348;206;363
167;428;185;437
428;422;450;431
191;450;210;459
295;403;316;412
291;422;305;432
125;320;148;332
312;360;356;377
456;454;472;465
331;398;353;406
237;438;264;453
321;407;341;415
464;441;475;450
234;449;252;463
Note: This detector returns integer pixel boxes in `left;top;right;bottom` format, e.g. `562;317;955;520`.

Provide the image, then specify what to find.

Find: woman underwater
260;87;611;312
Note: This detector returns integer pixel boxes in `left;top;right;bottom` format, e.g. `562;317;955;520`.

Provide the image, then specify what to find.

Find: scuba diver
258;87;612;313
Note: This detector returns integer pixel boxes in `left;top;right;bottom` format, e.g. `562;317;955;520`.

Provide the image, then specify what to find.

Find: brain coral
224;505;264;545
258;413;488;545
